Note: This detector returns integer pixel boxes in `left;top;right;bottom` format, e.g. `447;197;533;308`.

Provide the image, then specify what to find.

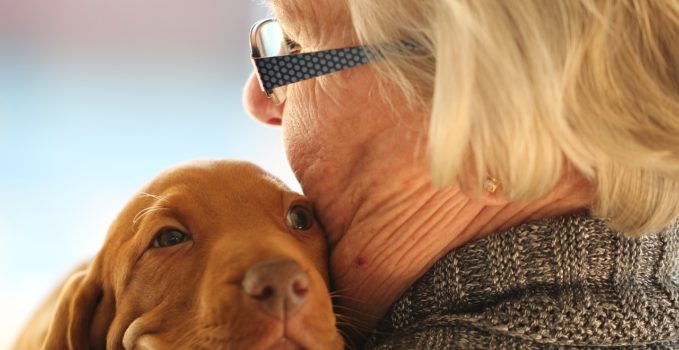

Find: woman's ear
41;266;112;350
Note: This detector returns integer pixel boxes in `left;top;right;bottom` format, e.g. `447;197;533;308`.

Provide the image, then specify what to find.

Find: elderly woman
244;0;679;348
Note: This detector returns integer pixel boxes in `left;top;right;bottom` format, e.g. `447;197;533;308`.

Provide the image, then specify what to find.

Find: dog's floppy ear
41;266;113;350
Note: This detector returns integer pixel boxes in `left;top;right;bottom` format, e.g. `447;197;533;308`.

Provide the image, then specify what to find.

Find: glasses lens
252;19;288;104
256;20;287;57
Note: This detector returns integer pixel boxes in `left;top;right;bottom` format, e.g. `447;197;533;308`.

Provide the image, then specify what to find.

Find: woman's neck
321;165;594;341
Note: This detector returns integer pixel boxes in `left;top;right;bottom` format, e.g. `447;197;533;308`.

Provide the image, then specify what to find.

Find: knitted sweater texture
366;212;679;349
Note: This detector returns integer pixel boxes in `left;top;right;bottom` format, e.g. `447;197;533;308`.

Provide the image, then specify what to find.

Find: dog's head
42;160;343;349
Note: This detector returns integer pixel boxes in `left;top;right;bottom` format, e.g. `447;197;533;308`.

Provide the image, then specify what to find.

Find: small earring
483;176;499;193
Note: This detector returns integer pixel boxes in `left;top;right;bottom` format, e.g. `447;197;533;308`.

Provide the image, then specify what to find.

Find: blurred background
0;1;297;348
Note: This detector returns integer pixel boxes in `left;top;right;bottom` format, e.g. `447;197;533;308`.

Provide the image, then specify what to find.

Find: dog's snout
242;260;310;320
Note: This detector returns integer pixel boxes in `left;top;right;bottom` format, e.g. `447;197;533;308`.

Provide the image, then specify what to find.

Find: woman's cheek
281;89;322;174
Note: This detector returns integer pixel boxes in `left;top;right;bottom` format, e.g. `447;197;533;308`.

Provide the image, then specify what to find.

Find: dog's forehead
156;160;287;190
131;160;299;211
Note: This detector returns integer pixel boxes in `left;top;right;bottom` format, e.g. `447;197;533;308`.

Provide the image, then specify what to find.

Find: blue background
0;1;297;347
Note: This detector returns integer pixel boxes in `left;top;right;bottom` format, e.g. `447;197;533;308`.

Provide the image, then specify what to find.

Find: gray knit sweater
366;211;679;349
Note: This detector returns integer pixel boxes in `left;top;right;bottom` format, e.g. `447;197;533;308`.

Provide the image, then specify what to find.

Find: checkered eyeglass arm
253;46;380;94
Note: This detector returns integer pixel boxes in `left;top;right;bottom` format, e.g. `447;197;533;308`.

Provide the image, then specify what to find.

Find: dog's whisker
132;205;168;225
336;328;360;350
335;314;357;322
335;322;370;350
330;294;368;304
333;304;363;313
328;287;353;295
335;316;374;331
333;305;381;321
137;192;166;201
328;288;364;300
335;319;374;339
336;319;370;331
368;328;395;337
335;313;378;346
132;192;169;225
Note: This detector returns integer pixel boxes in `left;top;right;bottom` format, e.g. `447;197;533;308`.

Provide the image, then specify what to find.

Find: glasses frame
249;18;379;105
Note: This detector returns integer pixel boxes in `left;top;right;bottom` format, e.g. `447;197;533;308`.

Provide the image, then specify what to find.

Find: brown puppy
17;160;343;349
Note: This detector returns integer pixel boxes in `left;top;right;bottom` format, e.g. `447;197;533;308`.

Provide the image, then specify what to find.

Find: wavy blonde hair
347;0;679;236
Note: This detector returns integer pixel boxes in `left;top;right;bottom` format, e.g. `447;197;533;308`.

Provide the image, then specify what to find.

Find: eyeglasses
249;18;381;105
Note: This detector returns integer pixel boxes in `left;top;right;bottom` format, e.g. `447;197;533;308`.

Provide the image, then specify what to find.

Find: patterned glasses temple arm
253;46;379;94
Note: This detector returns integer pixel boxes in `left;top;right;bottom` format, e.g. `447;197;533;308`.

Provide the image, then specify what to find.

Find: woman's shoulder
367;211;679;349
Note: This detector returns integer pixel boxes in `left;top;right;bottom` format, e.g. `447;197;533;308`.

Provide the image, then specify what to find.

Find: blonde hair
347;0;679;236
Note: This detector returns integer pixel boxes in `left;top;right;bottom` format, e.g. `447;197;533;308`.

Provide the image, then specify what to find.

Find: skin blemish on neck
355;255;368;267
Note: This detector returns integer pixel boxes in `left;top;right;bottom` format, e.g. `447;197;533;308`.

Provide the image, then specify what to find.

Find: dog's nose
242;260;310;320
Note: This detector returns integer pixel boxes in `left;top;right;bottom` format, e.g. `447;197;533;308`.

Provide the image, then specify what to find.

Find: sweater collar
372;211;679;346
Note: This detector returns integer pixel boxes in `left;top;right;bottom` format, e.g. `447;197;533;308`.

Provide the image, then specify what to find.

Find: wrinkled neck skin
302;147;594;343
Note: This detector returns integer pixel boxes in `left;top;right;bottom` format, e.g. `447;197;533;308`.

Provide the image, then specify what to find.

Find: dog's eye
153;227;191;248
287;205;313;230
